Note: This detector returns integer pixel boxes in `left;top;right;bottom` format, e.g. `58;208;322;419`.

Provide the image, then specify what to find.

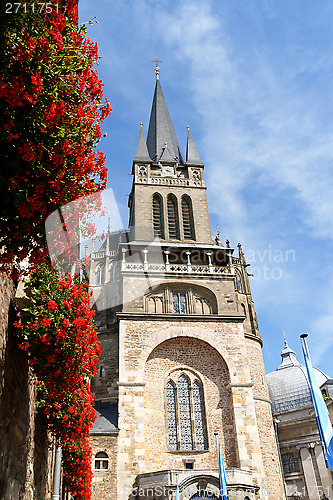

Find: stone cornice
116;312;246;322
244;332;263;347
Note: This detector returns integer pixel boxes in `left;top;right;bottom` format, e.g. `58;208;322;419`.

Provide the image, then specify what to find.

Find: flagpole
214;432;221;500
300;333;333;471
214;432;228;500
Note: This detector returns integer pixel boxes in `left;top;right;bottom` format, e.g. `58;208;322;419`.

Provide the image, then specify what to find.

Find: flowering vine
1;1;110;497
0;0;111;277
14;264;101;498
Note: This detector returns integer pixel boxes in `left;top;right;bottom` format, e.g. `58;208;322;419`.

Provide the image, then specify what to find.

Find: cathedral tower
89;73;286;500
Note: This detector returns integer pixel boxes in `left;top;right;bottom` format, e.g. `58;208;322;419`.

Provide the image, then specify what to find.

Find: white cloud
143;0;333;244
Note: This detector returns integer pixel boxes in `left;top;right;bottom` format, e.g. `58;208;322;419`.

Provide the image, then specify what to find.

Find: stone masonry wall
0;274;52;499
117;318;274;499
143;336;237;470
246;338;285;499
91;435;118;499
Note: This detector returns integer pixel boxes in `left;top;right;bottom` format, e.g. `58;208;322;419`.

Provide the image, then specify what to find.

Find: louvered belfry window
182;196;195;240
152;194;163;238
167;194;179;239
166;374;207;451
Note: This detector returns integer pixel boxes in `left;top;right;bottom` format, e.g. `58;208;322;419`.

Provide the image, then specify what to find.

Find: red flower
47;300;58;311
40;317;51;328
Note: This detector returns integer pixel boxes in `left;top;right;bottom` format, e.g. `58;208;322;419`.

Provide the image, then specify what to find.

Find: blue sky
79;0;333;375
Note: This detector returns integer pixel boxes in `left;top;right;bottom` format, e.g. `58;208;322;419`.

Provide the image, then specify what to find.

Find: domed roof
266;341;329;415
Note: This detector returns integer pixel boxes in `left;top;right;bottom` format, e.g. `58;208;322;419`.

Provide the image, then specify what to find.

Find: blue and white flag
301;335;333;470
217;440;228;500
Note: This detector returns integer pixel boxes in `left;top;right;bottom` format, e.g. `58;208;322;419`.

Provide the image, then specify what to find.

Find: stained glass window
166;374;207;452
166;381;178;451
193;381;206;450
235;272;243;293
178;375;193;451
172;292;187;314
173;292;180;314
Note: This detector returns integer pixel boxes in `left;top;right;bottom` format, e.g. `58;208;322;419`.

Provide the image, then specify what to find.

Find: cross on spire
151;56;162;79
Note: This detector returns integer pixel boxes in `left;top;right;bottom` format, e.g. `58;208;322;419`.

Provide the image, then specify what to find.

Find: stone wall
143;336;237;470
91;435;118;499
246;338;285;499
0;274;53;499
116;317;283;499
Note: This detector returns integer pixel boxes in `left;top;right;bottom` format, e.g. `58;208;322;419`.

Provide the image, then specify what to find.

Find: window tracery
172;292;187;314
145;286;216;315
166;381;178;451
178;375;194;450
165;373;207;452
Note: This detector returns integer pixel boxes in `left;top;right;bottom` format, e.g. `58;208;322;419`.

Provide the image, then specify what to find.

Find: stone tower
89;73;286;500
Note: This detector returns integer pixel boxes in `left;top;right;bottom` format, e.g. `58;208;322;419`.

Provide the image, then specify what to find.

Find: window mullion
189;383;197;450
175;386;181;451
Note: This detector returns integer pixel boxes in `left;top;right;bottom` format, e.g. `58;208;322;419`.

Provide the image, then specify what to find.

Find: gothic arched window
172;292;187;314
153;193;164;238
166;374;207;452
181;195;195;240
167;194;179;239
166;381;178;451
178;375;194;450
96;264;105;286
235;271;243;293
192;381;206;451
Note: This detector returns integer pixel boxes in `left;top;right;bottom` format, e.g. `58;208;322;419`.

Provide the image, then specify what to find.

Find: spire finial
107;218;111;235
283;330;288;346
151;56;162;80
140;122;143;127
187;125;190;130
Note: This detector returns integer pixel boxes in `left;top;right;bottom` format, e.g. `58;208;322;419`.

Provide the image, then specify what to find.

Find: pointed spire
186;126;203;165
134;123;151;162
146;79;184;164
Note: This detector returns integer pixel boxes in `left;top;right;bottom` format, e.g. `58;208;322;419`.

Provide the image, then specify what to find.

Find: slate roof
186;127;204;165
146;79;184;164
134;124;151;162
90;401;118;435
